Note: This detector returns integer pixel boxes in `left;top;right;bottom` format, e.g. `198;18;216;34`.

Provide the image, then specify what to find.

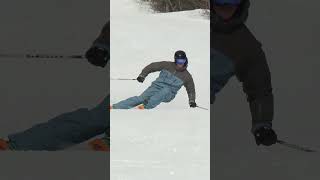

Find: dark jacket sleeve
240;48;274;132
184;74;196;103
93;22;109;50
139;61;170;78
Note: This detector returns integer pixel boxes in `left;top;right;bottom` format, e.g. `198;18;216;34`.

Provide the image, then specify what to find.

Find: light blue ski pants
8;96;109;151
113;83;176;109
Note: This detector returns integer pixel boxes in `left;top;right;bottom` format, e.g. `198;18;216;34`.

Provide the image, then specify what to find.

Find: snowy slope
111;0;210;179
112;111;210;180
110;0;210;109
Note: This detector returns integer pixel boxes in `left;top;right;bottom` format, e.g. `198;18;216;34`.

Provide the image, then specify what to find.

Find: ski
110;104;145;110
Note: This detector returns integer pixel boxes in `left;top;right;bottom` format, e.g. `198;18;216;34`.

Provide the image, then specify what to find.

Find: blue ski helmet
174;50;188;67
212;0;241;6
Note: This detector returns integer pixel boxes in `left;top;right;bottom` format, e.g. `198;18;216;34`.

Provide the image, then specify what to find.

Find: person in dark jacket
112;50;197;109
0;22;109;151
212;0;278;146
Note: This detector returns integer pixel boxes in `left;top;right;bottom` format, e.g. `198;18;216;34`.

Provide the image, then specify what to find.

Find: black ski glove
85;46;109;67
189;102;197;108
254;126;277;146
137;76;145;83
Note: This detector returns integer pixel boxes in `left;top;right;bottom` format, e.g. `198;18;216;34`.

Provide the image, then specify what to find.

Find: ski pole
110;78;137;81
196;105;209;110
277;139;317;152
0;53;85;60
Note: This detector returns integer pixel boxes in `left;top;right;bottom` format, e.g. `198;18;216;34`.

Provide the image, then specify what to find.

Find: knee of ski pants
90;96;109;128
140;85;161;100
162;88;175;102
144;88;173;109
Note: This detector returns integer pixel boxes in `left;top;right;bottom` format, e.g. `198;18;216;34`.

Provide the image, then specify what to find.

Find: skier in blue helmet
112;50;197;109
212;0;278;146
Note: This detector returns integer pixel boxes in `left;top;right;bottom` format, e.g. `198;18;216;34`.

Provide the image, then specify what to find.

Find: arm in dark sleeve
85;22;110;67
93;22;109;50
139;61;170;78
239;49;274;133
184;75;196;103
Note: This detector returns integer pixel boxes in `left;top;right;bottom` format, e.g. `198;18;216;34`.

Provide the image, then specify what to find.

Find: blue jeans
8;96;109;151
113;83;175;109
211;49;235;103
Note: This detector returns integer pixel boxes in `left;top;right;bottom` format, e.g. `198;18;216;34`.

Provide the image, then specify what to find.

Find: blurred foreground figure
211;0;277;146
0;22;110;151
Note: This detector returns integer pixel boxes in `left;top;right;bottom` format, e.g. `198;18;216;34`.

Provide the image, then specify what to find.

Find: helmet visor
175;59;187;65
213;0;241;6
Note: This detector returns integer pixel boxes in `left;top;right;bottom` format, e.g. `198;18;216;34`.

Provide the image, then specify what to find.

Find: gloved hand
137;76;145;83
254;126;277;146
85;46;109;67
189;102;197;108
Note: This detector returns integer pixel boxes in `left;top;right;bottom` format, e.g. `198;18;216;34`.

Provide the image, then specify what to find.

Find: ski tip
88;139;110;152
0;138;10;151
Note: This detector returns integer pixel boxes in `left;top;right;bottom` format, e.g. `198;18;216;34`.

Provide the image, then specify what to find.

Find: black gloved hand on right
137;76;145;83
189;102;197;108
254;126;278;146
85;46;109;67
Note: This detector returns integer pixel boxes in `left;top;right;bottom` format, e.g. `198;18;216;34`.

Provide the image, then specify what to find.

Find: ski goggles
212;0;241;6
175;58;187;65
